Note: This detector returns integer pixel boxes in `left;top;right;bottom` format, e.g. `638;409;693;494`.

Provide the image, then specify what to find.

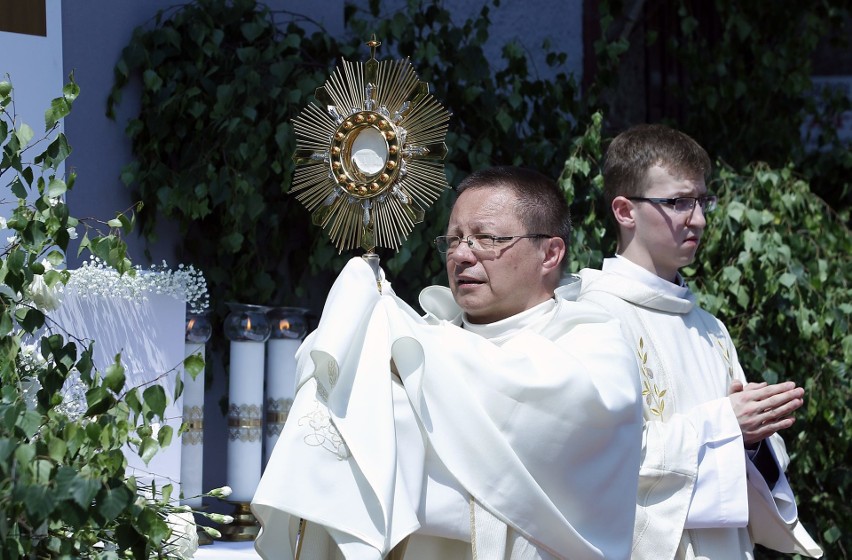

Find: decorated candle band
227;403;263;442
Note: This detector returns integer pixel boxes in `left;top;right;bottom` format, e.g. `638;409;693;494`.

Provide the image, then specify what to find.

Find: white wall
0;1;64;219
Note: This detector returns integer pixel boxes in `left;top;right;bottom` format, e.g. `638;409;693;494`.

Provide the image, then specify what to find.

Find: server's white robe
251;257;643;559
578;257;822;560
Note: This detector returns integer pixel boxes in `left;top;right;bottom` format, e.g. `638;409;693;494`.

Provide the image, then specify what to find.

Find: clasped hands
728;380;804;447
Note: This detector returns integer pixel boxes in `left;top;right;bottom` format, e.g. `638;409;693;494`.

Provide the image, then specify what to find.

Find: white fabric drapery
252;257;643;559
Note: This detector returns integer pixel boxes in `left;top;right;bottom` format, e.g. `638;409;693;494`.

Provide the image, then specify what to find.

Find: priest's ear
542;236;566;273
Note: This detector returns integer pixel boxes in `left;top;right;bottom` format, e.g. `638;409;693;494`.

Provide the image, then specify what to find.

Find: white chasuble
578;257;822;560
251;257;643;560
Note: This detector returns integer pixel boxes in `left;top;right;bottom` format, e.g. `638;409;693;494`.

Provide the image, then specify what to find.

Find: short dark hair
455;166;572;249
603;124;711;209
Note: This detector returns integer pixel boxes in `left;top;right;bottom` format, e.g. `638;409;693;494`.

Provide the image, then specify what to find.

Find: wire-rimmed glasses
434;233;552;255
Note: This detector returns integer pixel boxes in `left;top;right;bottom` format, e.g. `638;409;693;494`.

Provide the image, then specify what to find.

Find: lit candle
264;307;309;465
223;303;271;507
181;310;212;508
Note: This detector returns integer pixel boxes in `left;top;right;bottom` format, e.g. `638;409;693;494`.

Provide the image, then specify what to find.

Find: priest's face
445;186;556;324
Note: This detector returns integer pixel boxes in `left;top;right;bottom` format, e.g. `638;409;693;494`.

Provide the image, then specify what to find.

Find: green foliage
1;79;194;558
109;0;592;314
558;111;612;271
107;0;347;317
691;164;851;559
640;0;851;213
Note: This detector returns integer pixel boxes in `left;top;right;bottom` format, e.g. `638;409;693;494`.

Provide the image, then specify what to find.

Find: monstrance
290;37;450;273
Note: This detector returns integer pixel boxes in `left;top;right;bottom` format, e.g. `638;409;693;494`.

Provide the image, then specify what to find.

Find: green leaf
142;385;167;419
139;436;160;465
241;21;265;41
68;473;101;509
96;484;133;522
161;483;174;503
23;484;57;523
47;436;67;462
104;356;126;393
779;272;797;288
47;177;67;197
17;307;45;333
16;122;34;147
184;352;205;380
0;437;16;463
824;524;841;544
16;409;42;438
85;387;116;417
10;176;27;199
45;96;72;129
142;69;164;91
14;443;36;466
721;266;741;285
44;250;65;267
136;506;170;545
157;425;173;448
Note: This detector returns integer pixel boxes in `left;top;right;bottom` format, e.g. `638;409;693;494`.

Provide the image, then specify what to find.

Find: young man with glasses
577;124;822;559
253;167;643;559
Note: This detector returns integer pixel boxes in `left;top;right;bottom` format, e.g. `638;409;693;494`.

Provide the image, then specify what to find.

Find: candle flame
187;318;195;331
279;319;290;331
246;316;252;331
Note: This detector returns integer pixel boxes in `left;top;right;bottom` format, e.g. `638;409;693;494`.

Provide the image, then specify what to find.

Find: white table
193;540;261;559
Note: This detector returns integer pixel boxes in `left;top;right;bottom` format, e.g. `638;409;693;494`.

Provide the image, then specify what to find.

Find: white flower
67;226;78;240
208;485;232;499
206;513;234;525
0;216;7;229
28;273;62;311
201;525;222;539
165;511;199;559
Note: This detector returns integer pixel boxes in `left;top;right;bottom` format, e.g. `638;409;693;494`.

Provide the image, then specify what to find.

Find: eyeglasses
434;233;552;254
627;195;718;213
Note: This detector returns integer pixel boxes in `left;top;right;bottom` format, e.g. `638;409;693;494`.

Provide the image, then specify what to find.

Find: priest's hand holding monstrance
289;37;450;290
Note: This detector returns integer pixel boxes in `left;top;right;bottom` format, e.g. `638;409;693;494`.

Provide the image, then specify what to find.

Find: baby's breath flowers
66;257;209;313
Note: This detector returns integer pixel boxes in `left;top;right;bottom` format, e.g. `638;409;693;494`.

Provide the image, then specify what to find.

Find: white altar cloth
194;541;260;559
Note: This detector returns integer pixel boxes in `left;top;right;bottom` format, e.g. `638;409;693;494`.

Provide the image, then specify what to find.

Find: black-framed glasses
434;233;552;254
627;195;718;213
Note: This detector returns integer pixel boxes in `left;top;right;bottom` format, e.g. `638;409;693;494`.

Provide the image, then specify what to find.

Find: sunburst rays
290;46;450;253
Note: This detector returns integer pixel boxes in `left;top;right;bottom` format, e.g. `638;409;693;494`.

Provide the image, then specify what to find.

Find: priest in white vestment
577;124;822;559
252;167;644;559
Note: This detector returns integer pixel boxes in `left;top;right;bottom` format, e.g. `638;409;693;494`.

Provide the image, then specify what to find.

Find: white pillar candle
227;340;266;503
181;342;205;507
264;338;300;465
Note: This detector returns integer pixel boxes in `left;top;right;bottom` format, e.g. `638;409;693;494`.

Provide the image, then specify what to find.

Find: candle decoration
264;307;310;465
221;302;271;541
